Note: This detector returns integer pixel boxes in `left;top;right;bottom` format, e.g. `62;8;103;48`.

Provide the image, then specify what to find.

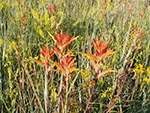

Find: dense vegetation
0;0;150;113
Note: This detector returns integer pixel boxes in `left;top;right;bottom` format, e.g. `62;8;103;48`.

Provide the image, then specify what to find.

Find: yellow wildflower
146;67;150;76
133;63;144;76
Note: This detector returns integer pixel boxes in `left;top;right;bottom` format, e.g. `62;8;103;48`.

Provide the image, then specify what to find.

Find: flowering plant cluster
2;1;150;113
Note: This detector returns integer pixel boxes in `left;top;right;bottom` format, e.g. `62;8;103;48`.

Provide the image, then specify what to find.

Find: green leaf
47;31;56;42
0;38;3;47
0;2;4;10
39;28;45;38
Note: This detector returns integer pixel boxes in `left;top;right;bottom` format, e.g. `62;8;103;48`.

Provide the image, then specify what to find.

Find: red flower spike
92;39;108;57
54;33;73;53
60;53;76;75
61;54;75;68
47;4;56;14
21;16;25;24
86;39;114;73
40;46;54;61
53;46;61;58
40;46;49;58
49;47;55;58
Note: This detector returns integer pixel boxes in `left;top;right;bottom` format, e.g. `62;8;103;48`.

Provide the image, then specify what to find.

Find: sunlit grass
0;0;150;112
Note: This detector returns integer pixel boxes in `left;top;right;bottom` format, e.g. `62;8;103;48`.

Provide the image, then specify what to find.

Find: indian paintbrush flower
86;39;114;78
47;4;56;14
35;45;54;69
55;52;76;76
54;32;74;54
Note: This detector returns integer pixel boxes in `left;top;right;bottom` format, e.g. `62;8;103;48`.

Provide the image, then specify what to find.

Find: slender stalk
1;36;6;94
18;77;26;113
119;97;123;113
84;84;95;113
0;97;10;112
57;74;63;113
120;19;133;62
64;74;69;113
84;72;99;113
16;48;44;113
44;67;48;113
145;8;150;67
106;75;128;113
27;71;45;113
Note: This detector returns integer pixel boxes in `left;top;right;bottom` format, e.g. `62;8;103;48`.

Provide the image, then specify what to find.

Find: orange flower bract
60;53;75;71
86;39;114;73
92;39;108;57
35;46;54;69
40;46;54;59
54;33;74;53
55;52;76;76
39;46;54;66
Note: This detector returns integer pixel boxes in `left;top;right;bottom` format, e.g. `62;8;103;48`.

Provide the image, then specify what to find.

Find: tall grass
1;0;150;112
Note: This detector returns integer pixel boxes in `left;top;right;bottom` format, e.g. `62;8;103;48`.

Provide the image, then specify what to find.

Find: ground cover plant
0;0;150;113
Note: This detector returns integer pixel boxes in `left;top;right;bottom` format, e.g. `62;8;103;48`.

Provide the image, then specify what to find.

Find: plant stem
44;67;48;113
18;77;26;113
120;19;132;62
65;74;69;113
84;83;95;113
16;48;44;113
57;74;63;113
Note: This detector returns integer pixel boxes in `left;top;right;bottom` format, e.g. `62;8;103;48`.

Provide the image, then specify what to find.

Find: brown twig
84;83;95;113
106;59;129;113
18;77;26;113
16;48;41;112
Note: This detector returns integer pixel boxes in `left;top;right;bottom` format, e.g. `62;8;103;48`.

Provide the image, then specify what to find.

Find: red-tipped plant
54;32;74;54
86;39;114;74
40;46;54;63
35;45;54;69
48;32;76;113
35;45;54;113
47;4;57;14
84;39;114;113
55;52;76;76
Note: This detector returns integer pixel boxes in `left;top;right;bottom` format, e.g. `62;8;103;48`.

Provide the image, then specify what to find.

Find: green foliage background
0;0;150;112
